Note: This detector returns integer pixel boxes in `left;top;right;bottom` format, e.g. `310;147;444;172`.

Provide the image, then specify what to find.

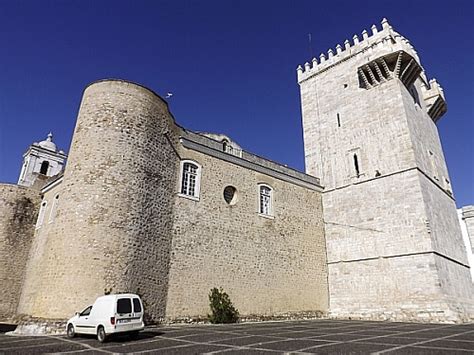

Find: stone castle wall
18;80;180;320
0;184;40;319
165;146;328;319
17;180;63;316
15;79;327;323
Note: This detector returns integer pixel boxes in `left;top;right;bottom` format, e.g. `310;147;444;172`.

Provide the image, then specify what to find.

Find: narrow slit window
353;154;360;178
337;113;341;127
36;201;48;229
48;194;59;223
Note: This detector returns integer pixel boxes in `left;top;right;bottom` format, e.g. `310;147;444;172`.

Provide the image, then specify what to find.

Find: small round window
223;186;237;205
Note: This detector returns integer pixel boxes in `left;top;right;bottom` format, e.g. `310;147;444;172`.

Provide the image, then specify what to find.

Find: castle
1;19;473;325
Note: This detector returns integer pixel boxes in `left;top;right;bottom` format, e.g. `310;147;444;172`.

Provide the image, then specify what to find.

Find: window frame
178;160;202;201
258;183;274;218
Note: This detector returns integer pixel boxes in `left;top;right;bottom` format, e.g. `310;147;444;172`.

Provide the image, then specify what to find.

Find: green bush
208;287;239;324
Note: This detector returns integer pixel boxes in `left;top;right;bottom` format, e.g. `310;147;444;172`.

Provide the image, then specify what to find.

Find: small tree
208;287;239;324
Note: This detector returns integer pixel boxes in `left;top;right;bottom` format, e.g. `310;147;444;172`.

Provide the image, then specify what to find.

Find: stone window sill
178;193;200;202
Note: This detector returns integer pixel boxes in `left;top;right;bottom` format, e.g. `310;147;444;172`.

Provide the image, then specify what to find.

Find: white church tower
18;133;67;188
298;19;474;322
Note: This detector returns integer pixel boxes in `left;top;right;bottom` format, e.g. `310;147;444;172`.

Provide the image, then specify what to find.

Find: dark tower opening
353;154;360;178
40;161;49;175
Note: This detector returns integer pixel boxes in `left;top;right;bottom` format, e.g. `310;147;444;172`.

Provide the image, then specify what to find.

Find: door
115;298;133;332
75;306;95;334
131;297;144;326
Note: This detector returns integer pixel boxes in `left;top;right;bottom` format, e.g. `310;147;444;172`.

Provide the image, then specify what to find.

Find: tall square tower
298;19;473;322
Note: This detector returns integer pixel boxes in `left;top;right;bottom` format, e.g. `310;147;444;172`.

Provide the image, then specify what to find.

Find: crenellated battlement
422;78;447;122
297;18;420;83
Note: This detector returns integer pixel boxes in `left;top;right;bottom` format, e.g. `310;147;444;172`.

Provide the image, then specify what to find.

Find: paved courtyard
0;319;473;354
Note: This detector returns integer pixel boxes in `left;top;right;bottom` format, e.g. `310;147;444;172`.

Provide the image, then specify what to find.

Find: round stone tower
18;80;180;320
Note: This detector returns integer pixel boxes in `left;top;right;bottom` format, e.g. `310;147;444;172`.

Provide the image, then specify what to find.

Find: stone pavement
0;319;473;354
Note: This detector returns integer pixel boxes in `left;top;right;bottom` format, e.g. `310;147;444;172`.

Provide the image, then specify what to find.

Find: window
133;298;142;313
80;306;92;317
222;139;242;157
117;298;132;314
353;154;360;178
179;160;201;200
40;161;49;175
48;194;59;223
223;186;237;205
258;184;273;217
36;201;47;229
337;113;341;127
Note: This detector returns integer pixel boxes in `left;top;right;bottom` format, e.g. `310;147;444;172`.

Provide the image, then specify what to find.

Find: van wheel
67;324;75;338
129;331;139;340
97;326;107;343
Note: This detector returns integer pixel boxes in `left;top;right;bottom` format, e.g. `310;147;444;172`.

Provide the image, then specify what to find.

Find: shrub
208;287;239;324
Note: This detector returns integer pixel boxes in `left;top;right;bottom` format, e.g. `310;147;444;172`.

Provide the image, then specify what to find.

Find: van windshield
117;298;132;314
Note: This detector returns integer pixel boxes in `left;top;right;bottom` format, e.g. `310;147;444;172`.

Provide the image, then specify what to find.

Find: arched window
258;184;273;216
36;201;48;229
179;160;201;200
48;194;59;223
40;161;49;175
222;139;233;154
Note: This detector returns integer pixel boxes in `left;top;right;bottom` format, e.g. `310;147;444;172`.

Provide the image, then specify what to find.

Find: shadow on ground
74;329;164;343
0;324;17;333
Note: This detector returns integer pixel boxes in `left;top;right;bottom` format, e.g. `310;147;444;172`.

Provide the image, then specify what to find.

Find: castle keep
298;18;473;322
1;19;473;325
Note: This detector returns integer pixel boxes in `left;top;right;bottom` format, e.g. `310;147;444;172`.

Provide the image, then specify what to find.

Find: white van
66;293;145;342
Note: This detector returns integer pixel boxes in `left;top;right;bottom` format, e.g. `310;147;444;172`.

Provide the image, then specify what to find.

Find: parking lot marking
290;324;466;353
1;320;472;354
373;329;474;354
47;335;114;354
46;348;95;354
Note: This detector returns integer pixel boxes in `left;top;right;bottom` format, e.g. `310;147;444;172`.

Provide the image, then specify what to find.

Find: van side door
75;306;95;334
132;297;144;325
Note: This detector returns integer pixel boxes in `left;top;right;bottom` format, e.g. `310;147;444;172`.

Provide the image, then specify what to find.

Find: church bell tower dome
38;132;57;152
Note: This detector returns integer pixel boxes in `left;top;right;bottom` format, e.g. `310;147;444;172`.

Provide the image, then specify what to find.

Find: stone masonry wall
17;181;63;317
328;254;453;322
323;170;430;264
165;147;328;319
301;70;416;188
0;184;40;319
324;170;474;322
17;80;180;320
462;206;474;254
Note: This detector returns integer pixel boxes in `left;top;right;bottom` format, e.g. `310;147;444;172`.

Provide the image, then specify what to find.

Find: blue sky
0;0;472;207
